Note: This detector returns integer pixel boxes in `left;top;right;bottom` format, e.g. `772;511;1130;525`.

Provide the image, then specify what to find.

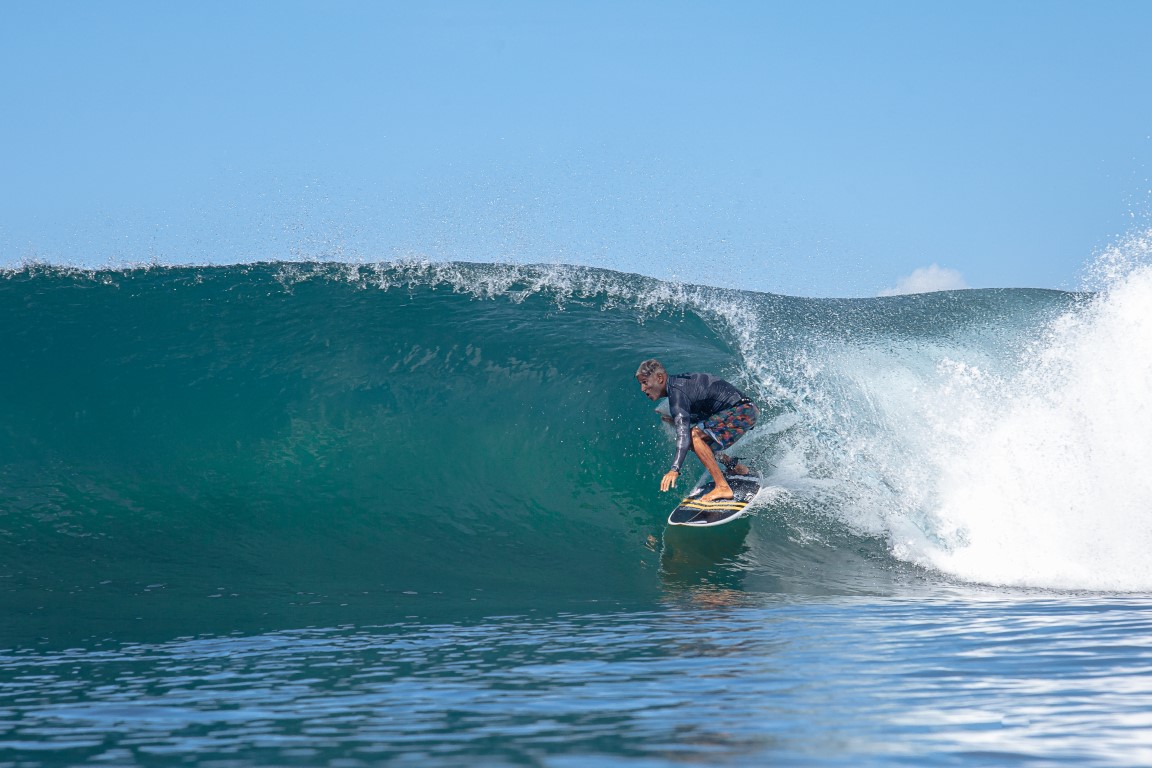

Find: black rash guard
666;372;749;473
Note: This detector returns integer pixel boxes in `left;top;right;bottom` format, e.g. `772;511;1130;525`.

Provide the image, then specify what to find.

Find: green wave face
0;262;1076;641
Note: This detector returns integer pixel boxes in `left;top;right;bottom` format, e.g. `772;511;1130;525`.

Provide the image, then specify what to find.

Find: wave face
1;255;1149;638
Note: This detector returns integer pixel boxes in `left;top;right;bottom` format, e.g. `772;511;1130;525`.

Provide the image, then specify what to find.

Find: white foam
756;232;1152;592
923;244;1152;590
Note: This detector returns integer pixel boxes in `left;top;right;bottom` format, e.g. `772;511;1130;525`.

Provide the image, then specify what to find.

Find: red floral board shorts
699;402;759;451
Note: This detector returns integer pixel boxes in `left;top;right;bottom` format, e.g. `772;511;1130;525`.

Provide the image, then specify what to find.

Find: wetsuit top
666;372;749;473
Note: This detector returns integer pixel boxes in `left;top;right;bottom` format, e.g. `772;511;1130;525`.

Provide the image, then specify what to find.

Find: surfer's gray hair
635;359;666;381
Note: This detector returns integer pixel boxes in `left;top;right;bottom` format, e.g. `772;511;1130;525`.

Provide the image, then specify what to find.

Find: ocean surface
2;258;1151;766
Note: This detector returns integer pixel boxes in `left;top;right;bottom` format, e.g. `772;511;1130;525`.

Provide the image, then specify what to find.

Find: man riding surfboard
635;359;758;502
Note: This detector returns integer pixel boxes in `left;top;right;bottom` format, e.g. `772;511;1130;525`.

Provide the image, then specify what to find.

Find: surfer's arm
656;385;690;492
667;389;693;473
670;415;692;472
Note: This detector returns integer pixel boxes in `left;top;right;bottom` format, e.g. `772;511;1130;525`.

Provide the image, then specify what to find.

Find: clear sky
2;1;1150;296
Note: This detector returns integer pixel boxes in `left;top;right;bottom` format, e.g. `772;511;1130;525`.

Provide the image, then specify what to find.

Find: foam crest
270;258;713;317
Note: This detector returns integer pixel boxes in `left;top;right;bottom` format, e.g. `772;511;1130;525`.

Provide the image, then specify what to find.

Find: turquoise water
2;260;1151;765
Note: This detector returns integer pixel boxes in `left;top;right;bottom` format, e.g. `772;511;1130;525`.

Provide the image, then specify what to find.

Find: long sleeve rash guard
666;372;749;473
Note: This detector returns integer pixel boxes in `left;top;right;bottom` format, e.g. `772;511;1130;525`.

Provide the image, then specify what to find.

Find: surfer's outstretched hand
660;470;679;492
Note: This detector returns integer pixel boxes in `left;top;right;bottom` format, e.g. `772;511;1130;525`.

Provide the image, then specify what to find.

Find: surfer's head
636;359;668;400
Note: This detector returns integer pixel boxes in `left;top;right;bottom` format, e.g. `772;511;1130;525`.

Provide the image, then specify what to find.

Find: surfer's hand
660;470;679;492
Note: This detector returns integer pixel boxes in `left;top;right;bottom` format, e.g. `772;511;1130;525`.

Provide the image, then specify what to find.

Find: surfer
635;359;758;502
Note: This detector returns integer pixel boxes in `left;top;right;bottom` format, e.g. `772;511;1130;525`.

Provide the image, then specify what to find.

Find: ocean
2;258;1151;765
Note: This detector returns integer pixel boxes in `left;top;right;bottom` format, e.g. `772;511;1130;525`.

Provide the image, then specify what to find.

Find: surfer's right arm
667;388;693;477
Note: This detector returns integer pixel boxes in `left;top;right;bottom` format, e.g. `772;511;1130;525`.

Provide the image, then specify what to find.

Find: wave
1;249;1149;632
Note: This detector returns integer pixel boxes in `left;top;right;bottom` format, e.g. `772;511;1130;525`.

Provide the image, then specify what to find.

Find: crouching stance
636;359;758;502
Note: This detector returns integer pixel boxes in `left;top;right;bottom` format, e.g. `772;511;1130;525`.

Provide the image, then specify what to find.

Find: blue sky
2;1;1150;296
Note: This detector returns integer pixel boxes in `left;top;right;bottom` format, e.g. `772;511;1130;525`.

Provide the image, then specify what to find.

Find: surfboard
668;470;763;527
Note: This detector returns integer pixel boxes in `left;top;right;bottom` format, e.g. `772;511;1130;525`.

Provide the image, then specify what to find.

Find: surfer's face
638;373;665;400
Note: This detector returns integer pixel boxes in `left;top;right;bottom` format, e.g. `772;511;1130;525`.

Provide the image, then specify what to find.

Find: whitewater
2;239;1151;765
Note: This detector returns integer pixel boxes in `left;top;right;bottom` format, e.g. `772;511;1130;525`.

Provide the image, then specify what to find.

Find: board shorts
698;402;758;452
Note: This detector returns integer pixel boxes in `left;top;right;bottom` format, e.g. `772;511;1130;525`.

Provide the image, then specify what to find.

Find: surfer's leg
692;428;734;502
700;404;758;480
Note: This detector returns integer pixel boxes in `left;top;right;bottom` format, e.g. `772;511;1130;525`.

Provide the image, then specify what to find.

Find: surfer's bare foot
700;485;734;502
731;463;751;476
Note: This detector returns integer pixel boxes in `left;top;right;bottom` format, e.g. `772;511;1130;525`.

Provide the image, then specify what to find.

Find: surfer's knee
690;427;711;449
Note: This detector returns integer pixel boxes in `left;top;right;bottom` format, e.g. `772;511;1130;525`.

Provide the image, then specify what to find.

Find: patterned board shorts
699;402;759;451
